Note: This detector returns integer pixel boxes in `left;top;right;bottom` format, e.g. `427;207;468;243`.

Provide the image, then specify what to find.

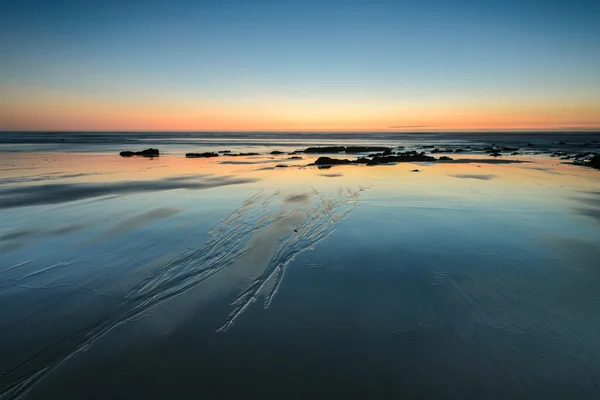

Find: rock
270;151;285;155
288;156;303;160
313;157;353;165
454;148;465;153
303;146;392;154
489;152;502;157
312;152;436;167
422;145;435;149
223;152;261;157
438;156;453;161
511;152;520;155
274;164;288;168
573;154;600;169
527;143;534;146
119;148;159;157
558;141;566;145
303;146;346;153
502;147;519;152
218;150;231;153
367;153;436;165
411;169;419;172
186;152;219;158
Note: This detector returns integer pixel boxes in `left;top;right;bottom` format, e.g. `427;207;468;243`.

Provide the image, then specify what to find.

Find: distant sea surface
1;130;599;154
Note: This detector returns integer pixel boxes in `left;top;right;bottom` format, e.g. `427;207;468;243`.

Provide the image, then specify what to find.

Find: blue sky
1;0;599;131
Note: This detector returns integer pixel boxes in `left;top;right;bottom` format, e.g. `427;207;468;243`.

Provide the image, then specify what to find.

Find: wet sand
1;133;600;399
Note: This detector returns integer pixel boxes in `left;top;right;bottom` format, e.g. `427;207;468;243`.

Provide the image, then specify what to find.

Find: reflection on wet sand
1;142;599;400
0;187;363;399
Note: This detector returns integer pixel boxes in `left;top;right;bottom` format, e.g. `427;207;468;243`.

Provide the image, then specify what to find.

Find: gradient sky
1;0;599;131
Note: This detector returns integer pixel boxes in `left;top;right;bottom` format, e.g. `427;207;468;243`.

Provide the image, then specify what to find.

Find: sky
0;0;599;132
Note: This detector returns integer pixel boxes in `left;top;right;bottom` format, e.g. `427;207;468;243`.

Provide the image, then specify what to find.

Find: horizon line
1;128;599;134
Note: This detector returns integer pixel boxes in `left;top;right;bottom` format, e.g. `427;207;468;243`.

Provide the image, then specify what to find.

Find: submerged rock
490;152;502;157
218;150;231;153
186;152;219;158
411;169;420;172
119;148;159;157
270;150;285;155
438;156;453;161
288;156;303;160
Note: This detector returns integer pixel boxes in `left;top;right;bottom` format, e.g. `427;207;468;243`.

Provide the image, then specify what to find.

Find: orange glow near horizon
1;86;599;132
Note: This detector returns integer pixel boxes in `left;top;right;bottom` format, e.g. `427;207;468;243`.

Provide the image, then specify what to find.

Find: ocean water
1;132;599;399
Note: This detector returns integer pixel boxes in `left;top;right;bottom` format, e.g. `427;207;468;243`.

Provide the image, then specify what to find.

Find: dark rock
303;146;392;154
274;164;288;168
573;154;600;169
489;152;502;157
411;169;419;172
438;156;453;161
502;147;519;152
288;156;303;160
527;143;535;146
218;150;231;153
558;141;566;145
303;146;346;153
313;157;353;165
318;165;332;169
422;145;435;149
454;149;464;153
270;151;285;155
223;152;261;157
511;152;520;155
186;152;219;158
120;148;159;157
367;153;436;165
